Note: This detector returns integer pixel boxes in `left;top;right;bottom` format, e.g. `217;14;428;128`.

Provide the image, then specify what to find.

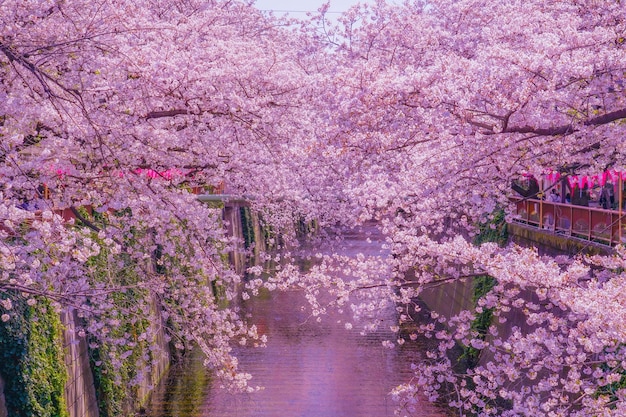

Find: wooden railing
512;198;626;246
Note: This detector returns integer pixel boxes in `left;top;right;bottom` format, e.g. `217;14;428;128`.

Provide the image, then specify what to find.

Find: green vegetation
87;290;152;417
0;295;68;417
462;209;508;368
474;209;508;247
240;207;255;249
594;356;626;408
464;275;496;369
296;217;318;237
80;216;156;416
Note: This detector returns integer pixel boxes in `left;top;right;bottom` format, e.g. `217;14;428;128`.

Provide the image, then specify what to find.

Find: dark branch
0;41;80;100
502;107;626;136
70;206;101;233
145;107;232;120
467;106;626;137
586;108;626;127
145;109;191;119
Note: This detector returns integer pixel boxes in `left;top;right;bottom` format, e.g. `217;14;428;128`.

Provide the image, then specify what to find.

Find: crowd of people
542;182;624;210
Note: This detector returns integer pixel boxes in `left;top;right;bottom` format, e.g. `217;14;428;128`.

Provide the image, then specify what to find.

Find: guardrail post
617;173;624;245
539;179;544;229
569;204;573;236
587;207;593;240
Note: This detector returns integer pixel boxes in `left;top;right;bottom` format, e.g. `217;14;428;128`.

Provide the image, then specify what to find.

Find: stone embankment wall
0;376;6;417
508;222;611;256
135;297;171;408
225;205;268;272
248;209;267;261
418;278;475;322
62;310;99;417
224;205;246;274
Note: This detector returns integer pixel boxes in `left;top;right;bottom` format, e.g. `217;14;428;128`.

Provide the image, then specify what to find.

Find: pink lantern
567;176;578;189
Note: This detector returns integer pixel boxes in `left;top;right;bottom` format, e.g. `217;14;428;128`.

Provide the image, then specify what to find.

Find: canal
144;227;449;417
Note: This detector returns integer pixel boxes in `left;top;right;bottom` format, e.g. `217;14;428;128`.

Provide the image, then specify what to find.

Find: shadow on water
143;348;213;417
144;225;449;417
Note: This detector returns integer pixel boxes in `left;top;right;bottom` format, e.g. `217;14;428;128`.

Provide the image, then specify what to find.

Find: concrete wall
416;276;539;369
416;223;605;370
419;277;475;321
224;205;246;274
136;296;171;409
508;222;611;256
62;298;170;417
0;298;171;417
0;375;6;417
250;209;267;262
62;309;99;417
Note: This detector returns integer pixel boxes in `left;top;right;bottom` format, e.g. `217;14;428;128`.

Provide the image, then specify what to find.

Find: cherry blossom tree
274;1;626;416
0;0;322;390
3;0;626;415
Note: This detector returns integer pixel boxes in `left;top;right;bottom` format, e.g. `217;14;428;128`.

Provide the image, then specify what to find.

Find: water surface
146;227;447;417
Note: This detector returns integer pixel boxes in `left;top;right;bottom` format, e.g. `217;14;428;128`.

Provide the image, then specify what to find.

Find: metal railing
512;198;626;246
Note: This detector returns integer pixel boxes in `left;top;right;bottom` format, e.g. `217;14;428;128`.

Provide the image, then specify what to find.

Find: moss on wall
0;295;68;417
463;275;496;369
84;245;153;417
460;209;508;369
240;207;255;249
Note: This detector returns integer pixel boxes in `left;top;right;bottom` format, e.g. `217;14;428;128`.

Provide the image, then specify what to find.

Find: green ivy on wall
463;274;496;369
474;209;508;247
240;207;255;249
0;294;68;417
462;209;508;369
88;304;150;417
84;241;152;417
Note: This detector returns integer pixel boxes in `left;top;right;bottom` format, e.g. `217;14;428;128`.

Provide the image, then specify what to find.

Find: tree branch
70;206;101;233
502;107;626;136
145;109;192;119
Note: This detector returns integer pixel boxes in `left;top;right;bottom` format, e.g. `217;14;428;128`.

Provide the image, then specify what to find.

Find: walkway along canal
144;227;449;417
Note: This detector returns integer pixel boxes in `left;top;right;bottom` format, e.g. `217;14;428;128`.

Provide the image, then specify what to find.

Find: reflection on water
145;227;447;417
144;348;212;417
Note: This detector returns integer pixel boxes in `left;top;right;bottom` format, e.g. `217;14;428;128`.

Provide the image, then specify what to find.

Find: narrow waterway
145;228;448;417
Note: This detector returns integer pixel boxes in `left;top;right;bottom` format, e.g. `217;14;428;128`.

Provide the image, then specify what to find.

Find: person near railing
548;189;560;202
571;186;590;206
599;183;615;209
